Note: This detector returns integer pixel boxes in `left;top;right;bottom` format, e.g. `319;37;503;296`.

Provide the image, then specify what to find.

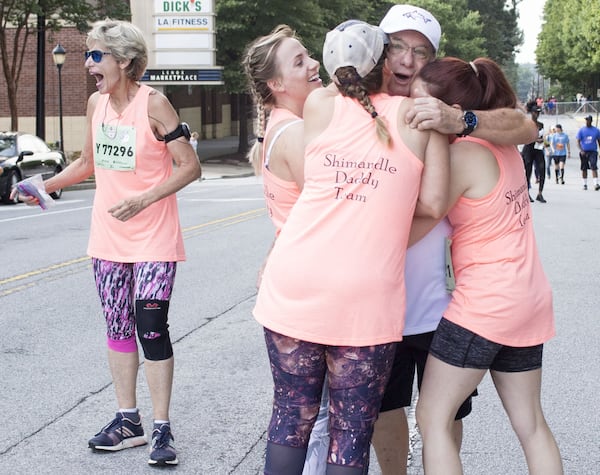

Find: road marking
0;205;91;223
0;208;266;296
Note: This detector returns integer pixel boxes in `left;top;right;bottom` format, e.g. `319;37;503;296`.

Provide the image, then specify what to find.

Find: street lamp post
52;44;66;153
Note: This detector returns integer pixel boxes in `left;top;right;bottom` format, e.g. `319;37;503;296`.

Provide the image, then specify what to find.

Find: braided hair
333;52;391;146
242;25;296;174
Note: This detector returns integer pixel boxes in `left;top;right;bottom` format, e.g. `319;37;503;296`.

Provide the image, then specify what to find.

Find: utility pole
36;3;46;139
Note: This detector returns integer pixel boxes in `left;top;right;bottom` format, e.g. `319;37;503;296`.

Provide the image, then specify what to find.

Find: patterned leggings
92;259;176;352
264;328;395;473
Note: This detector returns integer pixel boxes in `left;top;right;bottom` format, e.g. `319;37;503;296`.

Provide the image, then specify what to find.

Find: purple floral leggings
264;328;396;472
92;259;176;352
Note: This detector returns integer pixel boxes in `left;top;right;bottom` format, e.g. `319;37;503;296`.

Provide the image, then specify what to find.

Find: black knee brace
135;299;173;361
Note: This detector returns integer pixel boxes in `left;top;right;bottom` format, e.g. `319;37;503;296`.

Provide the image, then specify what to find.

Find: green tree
216;0;390;92
0;0;130;130
515;63;536;101
467;0;522;65
216;0;532;153
216;0;321;94
469;0;523;89
536;0;576;88
215;0;382;155
384;1;526;89
380;0;485;60
537;0;600;96
216;0;321;155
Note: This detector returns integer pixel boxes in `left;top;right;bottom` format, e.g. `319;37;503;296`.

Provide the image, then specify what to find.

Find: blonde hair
87;19;148;81
243;25;297;174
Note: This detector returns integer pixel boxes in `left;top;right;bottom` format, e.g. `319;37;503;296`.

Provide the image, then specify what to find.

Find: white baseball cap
379;4;441;52
323;20;386;79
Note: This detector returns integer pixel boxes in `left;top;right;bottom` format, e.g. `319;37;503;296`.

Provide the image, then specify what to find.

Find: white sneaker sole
148;456;179;466
89;435;148;451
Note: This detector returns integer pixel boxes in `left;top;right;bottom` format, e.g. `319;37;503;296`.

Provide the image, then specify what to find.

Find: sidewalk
197;135;255;180
201;158;254;180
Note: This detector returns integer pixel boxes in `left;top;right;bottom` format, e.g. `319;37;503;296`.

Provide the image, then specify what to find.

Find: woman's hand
108;195;148;221
9;188;39;206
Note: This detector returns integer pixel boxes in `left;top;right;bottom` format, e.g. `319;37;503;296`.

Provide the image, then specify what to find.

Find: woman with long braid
253;20;449;474
243;25;329;475
243;25;322;238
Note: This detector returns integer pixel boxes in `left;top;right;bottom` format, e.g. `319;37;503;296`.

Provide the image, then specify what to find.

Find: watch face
464;111;477;128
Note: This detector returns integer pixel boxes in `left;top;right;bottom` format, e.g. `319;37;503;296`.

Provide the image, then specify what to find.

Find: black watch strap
457;110;478;137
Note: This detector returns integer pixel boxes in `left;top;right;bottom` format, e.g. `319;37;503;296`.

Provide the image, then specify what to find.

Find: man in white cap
371;5;538;475
380;4;536;142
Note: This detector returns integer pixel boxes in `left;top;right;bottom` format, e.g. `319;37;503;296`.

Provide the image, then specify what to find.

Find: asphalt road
1;118;599;474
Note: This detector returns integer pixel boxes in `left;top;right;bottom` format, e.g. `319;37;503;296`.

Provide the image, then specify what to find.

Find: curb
64;167;255;190
65;180;96;191
202;171;255;181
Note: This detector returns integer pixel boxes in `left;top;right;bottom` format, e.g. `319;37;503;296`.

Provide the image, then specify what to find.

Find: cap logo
403;9;434;24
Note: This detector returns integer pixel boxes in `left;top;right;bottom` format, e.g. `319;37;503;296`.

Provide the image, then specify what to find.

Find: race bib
95;123;136;171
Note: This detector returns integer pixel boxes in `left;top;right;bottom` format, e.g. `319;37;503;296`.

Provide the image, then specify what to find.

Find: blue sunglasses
84;50;112;63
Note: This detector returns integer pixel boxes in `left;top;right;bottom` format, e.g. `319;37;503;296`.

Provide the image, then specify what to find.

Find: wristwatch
164;122;191;143
457;110;478;137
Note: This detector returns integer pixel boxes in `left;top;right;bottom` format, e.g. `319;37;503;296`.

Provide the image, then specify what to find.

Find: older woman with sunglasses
13;19;200;467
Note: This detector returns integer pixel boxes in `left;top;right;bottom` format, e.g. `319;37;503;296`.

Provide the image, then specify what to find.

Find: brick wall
0;26;91;119
0;25;238;153
0;26;94;153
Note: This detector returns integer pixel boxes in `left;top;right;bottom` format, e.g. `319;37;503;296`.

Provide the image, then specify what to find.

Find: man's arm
405;96;538;145
474;108;538;144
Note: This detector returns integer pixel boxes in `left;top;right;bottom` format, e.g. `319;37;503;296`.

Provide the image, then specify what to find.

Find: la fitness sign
154;0;213;25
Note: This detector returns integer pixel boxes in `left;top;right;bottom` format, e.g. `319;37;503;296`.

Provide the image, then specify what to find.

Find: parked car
0;132;66;204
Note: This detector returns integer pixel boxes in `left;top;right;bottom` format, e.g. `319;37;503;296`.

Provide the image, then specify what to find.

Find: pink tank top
253;93;423;345
444;137;554;346
87;84;185;262
262;107;302;235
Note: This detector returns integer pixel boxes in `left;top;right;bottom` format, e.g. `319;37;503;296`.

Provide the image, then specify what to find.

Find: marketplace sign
141;68;223;84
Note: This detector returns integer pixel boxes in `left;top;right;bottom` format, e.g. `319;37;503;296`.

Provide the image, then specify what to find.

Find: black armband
164;122;191;143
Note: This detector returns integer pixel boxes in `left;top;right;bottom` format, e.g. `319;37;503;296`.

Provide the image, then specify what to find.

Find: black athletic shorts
379;331;476;419
430;318;543;372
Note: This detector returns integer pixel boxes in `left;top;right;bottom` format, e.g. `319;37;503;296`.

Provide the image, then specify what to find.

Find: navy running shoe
148;423;178;466
88;411;147;451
